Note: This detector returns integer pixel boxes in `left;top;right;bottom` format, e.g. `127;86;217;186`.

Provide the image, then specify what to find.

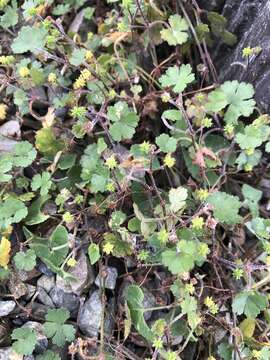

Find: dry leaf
0;237;11;268
104;31;131;43
43;107;55;128
193;147;217;169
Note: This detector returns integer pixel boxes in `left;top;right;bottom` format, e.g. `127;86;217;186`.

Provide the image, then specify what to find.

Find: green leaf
125;285;154;342
218;343;233;360
242;184;262;217
206;81;255;124
232;291;268;318
91;173;108;193
159;64;195;93
14;249;36;271
25;195;50;226
12;141;37;167
162;240;208;275
162;109;183;122
162;247;195;275
109;210;127;229
156;133;177;153
30;67;46;86
35;127;65;156
0;0;18;29
160;14;189;45
169;187;188;213
69;48;86;66
58;154;76;170
14;88;28;114
103;233;132;257
181;296;197;315
236;125;265;150
0;198;28;229
37;350;61;360
265;141;270;153
11;25;47;53
88;243;100;265
27;225;69;276
31;171;52;196
11;327;37;355
107;101;139;141
239;318;256;338
0;155;13;183
44;308;75;347
207;191;241;225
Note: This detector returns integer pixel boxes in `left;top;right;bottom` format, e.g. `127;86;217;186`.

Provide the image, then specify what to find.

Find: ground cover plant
0;0;270;359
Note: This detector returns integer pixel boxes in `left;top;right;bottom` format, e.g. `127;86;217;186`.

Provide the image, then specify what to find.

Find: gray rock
37;275;55;293
0;347;23;360
17;269;39;282
0;136;19;154
104;298;116;336
25;284;36;300
37;287;55;307
24;321;48;354
37;262;54;276
0;120;20;139
142;288;156;321
37;275;55;306
31;302;50;318
56;252;94;295
77;290;102;337
50;287;80;315
0;300;16;317
214;0;270;112
95;267;118;290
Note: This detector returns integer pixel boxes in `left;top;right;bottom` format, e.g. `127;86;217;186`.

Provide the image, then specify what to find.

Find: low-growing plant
0;0;270;359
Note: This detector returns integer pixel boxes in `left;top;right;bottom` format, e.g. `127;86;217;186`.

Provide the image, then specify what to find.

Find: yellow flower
164;153;175;168
19;66;30;77
204;296;218;315
224;124;234;135
63;211;74;224
244;164;253;172
85;50;94;62
198;243;210;257
139;141;151;153
195;188;209;201
48;72;57;83
242;46;253;58
161;92;171;103
105;155;117;169
0;55;15;65
252;350;262;359
67;258;77;267
103;242;114;255
158;228;169;244
73;76;86;90
153;338;163;350
191;216;205;230
245;147;254;156
0;103;7;121
80;69;92;81
106;182;115;192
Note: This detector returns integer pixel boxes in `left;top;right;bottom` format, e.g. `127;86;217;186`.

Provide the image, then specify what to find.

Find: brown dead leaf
193;147;217;169
104;31;131;43
43;107;55;128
